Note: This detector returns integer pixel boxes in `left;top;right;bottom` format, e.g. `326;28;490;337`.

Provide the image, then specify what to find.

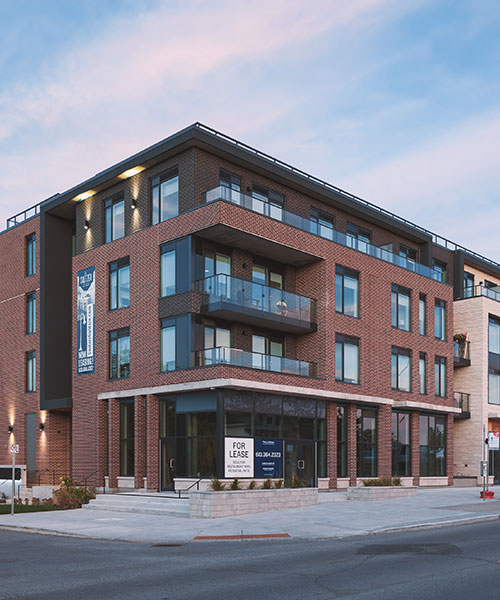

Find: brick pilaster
134;395;147;488
108;398;120;488
326;401;337;489
348;404;357;486
146;394;159;491
377;404;392;478
411;411;420;485
96;399;107;487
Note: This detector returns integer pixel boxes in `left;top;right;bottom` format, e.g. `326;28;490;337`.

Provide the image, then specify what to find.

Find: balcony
463;285;500;303
454;392;471;419
195;274;317;334
193;347;316;377
454;341;471;368
204;186;444;283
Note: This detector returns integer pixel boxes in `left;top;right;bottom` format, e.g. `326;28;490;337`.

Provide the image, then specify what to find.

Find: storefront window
337;405;347;478
357;408;377;477
120;400;134;477
419;415;446;476
225;412;253;437
392;412;411;477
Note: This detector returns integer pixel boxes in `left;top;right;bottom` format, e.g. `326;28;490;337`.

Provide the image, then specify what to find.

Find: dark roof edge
457;249;500;280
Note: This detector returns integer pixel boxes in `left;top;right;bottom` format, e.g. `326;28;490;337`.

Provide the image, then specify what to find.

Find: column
134;395;147;488
348;404;357;487
108;398;120;489
96;400;107;488
411;412;420;486
326;402;338;489
146;395;160;491
377;404;392;479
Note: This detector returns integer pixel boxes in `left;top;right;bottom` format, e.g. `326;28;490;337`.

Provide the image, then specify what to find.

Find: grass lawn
0;504;61;514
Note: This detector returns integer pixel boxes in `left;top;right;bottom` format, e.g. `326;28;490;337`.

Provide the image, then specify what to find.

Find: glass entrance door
160;439;176;491
285;441;315;488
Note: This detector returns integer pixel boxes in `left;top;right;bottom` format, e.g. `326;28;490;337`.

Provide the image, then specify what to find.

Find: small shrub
362;477;401;487
31;497;40;506
0;492;7;500
273;479;283;489
290;474;307;488
23;498;29;505
262;478;272;489
230;478;241;491
209;478;226;491
247;480;256;490
42;498;54;506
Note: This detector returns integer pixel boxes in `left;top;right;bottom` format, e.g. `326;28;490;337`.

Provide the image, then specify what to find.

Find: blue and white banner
77;266;95;375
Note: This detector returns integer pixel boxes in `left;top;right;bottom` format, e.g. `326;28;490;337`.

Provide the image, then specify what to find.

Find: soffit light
118;166;145;180
73;190;96;202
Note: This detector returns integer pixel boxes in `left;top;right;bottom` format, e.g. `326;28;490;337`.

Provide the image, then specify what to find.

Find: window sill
335;311;360;320
335;379;360;386
108;376;130;381
108;306;130;313
392;388;411;393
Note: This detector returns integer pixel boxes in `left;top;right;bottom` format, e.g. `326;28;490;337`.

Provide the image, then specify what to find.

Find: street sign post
8;444;19;516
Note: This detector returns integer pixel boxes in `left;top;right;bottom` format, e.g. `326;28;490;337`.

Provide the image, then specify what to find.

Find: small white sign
224;437;254;478
8;444;19;454
489;432;500;450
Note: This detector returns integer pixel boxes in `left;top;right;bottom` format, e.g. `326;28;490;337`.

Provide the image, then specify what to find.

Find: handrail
461;285;500;303
178;477;203;498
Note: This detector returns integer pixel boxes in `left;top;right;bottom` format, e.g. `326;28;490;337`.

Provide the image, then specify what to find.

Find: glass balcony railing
463;285;500;302
195;274;316;328
204;186;444;283
453;340;471;367
193;346;316;377
454;391;471;415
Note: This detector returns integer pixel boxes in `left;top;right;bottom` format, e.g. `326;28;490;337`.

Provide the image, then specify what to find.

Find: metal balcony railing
204;186;444;283
195;274;316;326
193;347;315;377
454;392;471;414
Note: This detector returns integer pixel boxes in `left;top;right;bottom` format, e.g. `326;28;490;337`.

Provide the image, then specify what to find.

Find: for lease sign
224;437;254;478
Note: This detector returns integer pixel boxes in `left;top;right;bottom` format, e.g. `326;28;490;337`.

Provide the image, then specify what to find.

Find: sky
1;0;499;260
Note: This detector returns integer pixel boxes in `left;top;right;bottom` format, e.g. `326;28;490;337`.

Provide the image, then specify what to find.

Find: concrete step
83;493;190;516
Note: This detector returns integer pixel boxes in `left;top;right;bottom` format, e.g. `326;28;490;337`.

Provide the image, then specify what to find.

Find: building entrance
284;441;316;488
160;439;176;491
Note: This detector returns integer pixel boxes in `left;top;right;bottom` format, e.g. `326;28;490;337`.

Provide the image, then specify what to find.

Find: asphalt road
2;520;500;599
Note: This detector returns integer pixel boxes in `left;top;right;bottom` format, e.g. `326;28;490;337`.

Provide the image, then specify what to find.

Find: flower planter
347;486;417;501
189;487;318;518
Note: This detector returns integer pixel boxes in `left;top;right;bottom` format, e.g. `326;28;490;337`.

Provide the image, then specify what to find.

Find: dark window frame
392;346;411;392
109;327;130;380
25;233;36;277
435;356;447;398
119;399;135;477
151;168;179;226
160;318;176;372
432;258;447;283
399;244;418;262
420;414;446;477
337;405;348;478
26;291;36;335
109;256;130;311
419;293;426;336
356;407;377;478
335;334;360;384
220;169;241;191
391;284;411;332
104;193;125;243
26;350;36;392
419;352;427;395
335;265;359;318
434;299;446;341
392;411;411;477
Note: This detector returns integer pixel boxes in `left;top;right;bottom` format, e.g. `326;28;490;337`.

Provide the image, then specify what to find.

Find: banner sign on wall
77;266;95;375
224;437;254;478
489;431;500;450
254;439;282;478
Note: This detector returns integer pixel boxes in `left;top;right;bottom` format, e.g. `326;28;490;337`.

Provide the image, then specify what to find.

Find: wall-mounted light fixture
84;220;90;230
131;198;137;210
39;423;45;432
8;425;13;434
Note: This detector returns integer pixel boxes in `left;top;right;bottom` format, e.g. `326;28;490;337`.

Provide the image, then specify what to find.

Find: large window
335;266;359;317
160;247;176;297
220;170;241;191
26;350;36;392
335;334;359;384
251;185;283;220
109;327;130;379
432;259;447;283
161;320;176;372
419;294;426;336
419;353;427;395
109;257;130;310
152;170;179;225
399;244;418;263
120;400;134;477
489;316;500;404
391;284;411;331
435;356;447;397
464;271;474;297
420;415;446;476
310;209;334;239
392;412;411;477
104;194;125;243
489;316;500;354
26;291;36;334
434;299;446;341
26;233;36;276
337;405;347;478
346;223;371;252
392;347;411;392
357;408;377;477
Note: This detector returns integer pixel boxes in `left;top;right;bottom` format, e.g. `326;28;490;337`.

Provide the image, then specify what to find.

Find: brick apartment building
3;122;496;492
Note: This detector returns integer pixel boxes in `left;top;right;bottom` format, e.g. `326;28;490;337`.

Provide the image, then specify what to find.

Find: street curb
372;513;500;535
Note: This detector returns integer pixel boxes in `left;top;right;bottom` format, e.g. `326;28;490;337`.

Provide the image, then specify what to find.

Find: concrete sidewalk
0;486;499;544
